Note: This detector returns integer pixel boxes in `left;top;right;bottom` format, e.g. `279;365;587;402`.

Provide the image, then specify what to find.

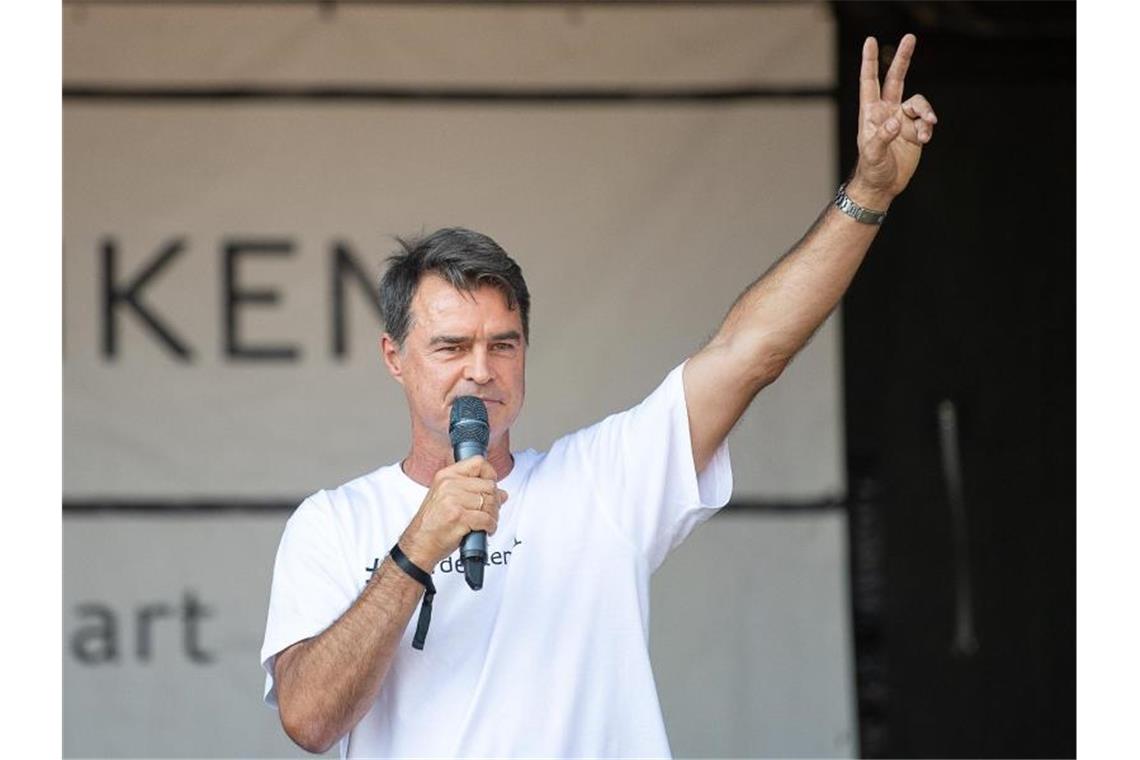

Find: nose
464;344;493;385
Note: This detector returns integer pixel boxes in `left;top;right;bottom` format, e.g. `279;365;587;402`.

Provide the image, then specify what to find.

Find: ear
380;333;405;386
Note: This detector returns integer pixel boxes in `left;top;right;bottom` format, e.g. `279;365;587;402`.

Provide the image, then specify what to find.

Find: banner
63;3;853;757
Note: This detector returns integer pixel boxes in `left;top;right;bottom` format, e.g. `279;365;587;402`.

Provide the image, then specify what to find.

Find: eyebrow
427;331;522;347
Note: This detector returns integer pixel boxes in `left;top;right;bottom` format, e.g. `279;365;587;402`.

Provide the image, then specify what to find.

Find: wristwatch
834;183;888;225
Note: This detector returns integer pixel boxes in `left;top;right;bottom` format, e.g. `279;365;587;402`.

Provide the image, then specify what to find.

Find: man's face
381;273;526;450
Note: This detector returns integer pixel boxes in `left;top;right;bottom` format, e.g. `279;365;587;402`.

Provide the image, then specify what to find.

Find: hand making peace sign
851;34;938;205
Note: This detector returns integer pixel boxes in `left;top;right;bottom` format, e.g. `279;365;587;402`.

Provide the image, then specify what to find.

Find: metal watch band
834;183;888;225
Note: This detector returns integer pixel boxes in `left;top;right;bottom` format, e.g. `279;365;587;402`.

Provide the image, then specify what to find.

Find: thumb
864;117;901;163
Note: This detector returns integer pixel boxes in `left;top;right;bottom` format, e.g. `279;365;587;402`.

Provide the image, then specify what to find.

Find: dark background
835;2;1075;757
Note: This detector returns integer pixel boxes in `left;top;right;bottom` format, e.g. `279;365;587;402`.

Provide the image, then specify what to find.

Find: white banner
63;100;842;500
63;4;853;758
64;1;842;502
63;511;855;758
64;3;833;88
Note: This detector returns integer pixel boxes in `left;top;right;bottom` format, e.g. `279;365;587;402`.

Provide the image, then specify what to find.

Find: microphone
449;396;490;591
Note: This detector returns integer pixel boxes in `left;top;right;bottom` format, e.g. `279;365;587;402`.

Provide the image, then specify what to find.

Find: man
261;34;937;758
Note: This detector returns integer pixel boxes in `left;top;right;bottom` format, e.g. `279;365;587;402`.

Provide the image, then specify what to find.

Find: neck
401;431;515;487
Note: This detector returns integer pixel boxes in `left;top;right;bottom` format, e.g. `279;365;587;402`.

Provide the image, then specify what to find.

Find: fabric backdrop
63;3;855;757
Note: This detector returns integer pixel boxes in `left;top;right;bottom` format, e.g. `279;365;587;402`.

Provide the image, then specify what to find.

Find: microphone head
449;396;490;452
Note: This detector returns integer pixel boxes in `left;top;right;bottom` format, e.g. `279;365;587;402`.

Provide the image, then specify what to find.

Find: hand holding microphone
396;397;506;591
450;396;493;590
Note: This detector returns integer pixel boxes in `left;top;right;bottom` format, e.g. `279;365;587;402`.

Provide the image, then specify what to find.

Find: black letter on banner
224;239;299;362
102;237;193;361
182;590;216;664
331;242;384;360
72;603;118;664
135;602;172;662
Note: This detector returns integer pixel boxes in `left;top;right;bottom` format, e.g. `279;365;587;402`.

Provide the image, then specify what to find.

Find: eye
437;345;462;353
492;343;516;351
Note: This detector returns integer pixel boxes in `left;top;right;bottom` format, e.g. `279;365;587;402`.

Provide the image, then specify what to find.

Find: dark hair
379;227;531;348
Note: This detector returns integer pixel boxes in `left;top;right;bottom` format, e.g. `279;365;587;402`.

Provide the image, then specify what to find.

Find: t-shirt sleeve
570;359;733;572
259;491;358;709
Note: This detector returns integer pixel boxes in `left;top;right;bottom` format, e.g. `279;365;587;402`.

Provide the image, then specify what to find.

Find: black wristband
389;543;436;650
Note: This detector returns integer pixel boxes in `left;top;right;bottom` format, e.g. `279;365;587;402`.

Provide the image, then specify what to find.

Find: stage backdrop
63;3;855;757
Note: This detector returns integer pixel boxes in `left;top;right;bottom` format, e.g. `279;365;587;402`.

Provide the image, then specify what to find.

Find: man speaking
260;34;937;758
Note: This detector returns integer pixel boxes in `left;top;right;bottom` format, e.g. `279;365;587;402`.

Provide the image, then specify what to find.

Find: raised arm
683;34;938;472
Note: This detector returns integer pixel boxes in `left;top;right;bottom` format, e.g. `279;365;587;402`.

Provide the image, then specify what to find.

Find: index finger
452;455;492;478
882;33;916;103
478;459;498;482
859;36;880;107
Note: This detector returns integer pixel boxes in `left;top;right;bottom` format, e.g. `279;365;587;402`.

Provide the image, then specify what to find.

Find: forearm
683;34;932;472
275;554;425;753
713;178;891;366
274;459;501;754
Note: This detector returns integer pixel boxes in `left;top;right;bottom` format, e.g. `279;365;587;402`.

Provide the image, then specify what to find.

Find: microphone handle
454;440;488;591
460;531;486;591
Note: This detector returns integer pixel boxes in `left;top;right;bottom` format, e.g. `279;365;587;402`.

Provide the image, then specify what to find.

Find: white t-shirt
260;361;733;758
